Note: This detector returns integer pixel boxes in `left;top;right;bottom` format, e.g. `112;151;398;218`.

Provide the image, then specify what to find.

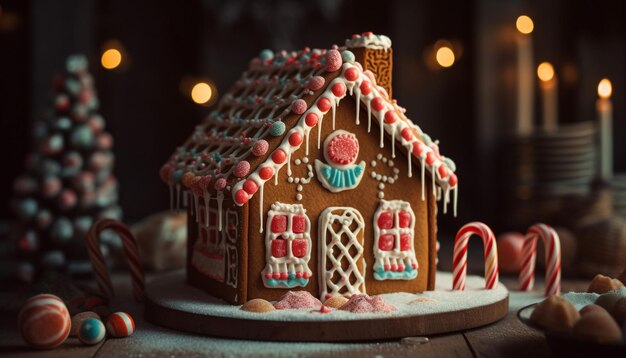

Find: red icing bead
326;133;359;165
325;49;342;72
398;264;406;272
271;238;287;257
271;215;287;233
259;166;274;180
391;264;398;272
401;127;413;141
377;211;393;229
303;272;311;279
305;112;319;127
400;234;412;251
289;131;303;146
438;165;448;178
412;263;418;269
384;264;391;271
426;151;435;165
292;239;308;258
234;190;248;204
317;97;332;112
265;273;273;279
272;272;281;280
412;142;424;156
272;149;287;164
344;67;359;81
243;179;258;194
360;81;372;95
332;82;346;97
398;211;411;228
384;110;397;124
292;215;306;233
371;97;385;112
379;234;395;251
296;271;303;279
449;173;458;187
280;272;289;280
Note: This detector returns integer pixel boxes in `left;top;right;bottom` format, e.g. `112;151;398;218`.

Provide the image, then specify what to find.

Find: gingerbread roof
161;33;459;215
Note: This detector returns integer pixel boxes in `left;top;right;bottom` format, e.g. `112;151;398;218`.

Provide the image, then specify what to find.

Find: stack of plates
611;173;626;218
505;122;598;227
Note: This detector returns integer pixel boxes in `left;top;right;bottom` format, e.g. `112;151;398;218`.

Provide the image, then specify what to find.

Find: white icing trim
318;207;367;299
345;33;392;50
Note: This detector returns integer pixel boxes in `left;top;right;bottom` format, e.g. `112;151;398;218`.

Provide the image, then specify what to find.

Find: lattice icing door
318;207;366;299
191;204;225;282
372;200;418;280
262;203;312;288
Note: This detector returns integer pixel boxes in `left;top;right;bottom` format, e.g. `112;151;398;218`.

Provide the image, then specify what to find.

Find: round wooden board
145;270;509;342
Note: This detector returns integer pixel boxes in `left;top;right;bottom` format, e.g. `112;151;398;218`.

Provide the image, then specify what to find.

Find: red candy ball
384;110;396;124
233;161;251;178
105;312;135;338
272;149;287;164
438;165;448;178
449;173;458;187
234;189;249;204
332;82;347;97
18;294;71;349
344;67;359;81
325;49;343;72
401;127;413;141
360;81;372;95
317;97;332;112
291;99;307;115
371;97;385;112
259;166;274;180
289;131;303;146
305;113;319;127
308;76;325;91
497;232;525;274
243;179;258;194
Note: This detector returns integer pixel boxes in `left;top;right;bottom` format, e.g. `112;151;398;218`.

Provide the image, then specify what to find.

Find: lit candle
597;78;613;180
516;15;535;135
537;62;558;132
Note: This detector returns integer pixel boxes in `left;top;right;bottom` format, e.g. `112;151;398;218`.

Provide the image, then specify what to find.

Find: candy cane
518;223;561;296
87;219;145;302
452;222;498;291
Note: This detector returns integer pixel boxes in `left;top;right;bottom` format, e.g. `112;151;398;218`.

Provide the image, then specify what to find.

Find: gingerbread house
160;33;458;305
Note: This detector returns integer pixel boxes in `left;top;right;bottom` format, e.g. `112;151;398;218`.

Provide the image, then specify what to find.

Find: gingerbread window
262;202;312;288
191;202;226;282
372;200;418;280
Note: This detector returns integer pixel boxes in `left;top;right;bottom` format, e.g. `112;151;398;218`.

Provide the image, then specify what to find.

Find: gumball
106;312;135;337
71;125;94;148
58;189;78;211
70;311;99;337
50;217;74;244
96;133;113;150
18;294;71;349
41;176;62;198
78;318;106;345
496;232;524;274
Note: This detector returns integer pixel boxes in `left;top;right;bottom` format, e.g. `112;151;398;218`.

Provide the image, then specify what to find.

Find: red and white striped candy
518;223;561;296
87;219;145;302
452;222;499;291
106;312;135;337
18;294;71;349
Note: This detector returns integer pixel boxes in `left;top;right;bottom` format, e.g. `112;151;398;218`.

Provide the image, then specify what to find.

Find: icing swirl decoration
314;130;365;192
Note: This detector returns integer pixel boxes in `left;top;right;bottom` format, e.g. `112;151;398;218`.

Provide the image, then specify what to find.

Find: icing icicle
367;101;372;132
259;184;264;233
355;91;361;125
407;143;413;178
217;191;224;231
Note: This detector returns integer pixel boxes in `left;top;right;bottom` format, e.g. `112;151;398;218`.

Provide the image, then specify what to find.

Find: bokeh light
598;78;612;99
101;49;122;70
435;46;455;68
516;15;534;35
191;82;213;104
537;62;554;82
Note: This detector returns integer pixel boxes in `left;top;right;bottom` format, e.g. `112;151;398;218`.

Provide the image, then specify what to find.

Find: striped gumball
452;222;499;291
518;223;561;296
18;294;71;349
106;312;135;338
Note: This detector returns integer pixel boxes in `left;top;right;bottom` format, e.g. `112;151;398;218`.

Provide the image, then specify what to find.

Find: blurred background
1;0;626;279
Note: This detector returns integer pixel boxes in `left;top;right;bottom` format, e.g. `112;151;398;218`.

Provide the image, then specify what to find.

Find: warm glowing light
598;78;612;99
191;82;213;104
101;49;122;70
435;46;455;68
537;62;554;82
516;15;534;34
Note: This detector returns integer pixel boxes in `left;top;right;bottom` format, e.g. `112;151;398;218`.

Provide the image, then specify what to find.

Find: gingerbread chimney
345;32;393;98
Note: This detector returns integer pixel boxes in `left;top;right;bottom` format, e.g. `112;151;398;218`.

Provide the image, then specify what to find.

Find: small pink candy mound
291;99;307;115
233;161;250;178
325;49;343;72
308;76;325;91
274;291;322;310
252;139;269;157
339;294;396;313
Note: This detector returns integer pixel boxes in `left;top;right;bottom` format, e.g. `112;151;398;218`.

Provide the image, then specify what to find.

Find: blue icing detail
265;277;309;288
16;198;38;219
259;49;274;61
421;133;433;146
374;264;418;281
341;50;355;64
269;121;286;136
71;125;94;148
171;169;184;184
51;217;74;242
319;161;365;190
213;152;222;163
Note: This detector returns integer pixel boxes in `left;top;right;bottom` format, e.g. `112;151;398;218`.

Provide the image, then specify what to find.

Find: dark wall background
1;0;625;235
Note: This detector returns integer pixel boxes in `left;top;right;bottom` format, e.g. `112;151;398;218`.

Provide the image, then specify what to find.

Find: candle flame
598;78;612;99
516;15;534;35
537;62;554;82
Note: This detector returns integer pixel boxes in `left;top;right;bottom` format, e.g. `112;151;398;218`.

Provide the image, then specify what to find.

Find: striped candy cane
87;219;145;302
452;222;499;291
518;223;561;296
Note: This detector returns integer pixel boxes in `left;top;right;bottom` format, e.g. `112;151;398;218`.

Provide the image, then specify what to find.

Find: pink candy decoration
274;291;322;310
233;161;251;178
252;140;269;157
326;133;359;165
519;223;561;296
325;49;343;72
291;99;307;115
308;76;325;91
496;232;525;274
452;222;499;291
214;178;227;191
339;295;396;313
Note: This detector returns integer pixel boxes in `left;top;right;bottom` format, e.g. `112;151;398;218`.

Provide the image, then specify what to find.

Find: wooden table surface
0;273;590;358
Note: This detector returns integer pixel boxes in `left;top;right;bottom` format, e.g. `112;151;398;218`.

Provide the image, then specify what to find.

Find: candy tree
9;55;121;280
